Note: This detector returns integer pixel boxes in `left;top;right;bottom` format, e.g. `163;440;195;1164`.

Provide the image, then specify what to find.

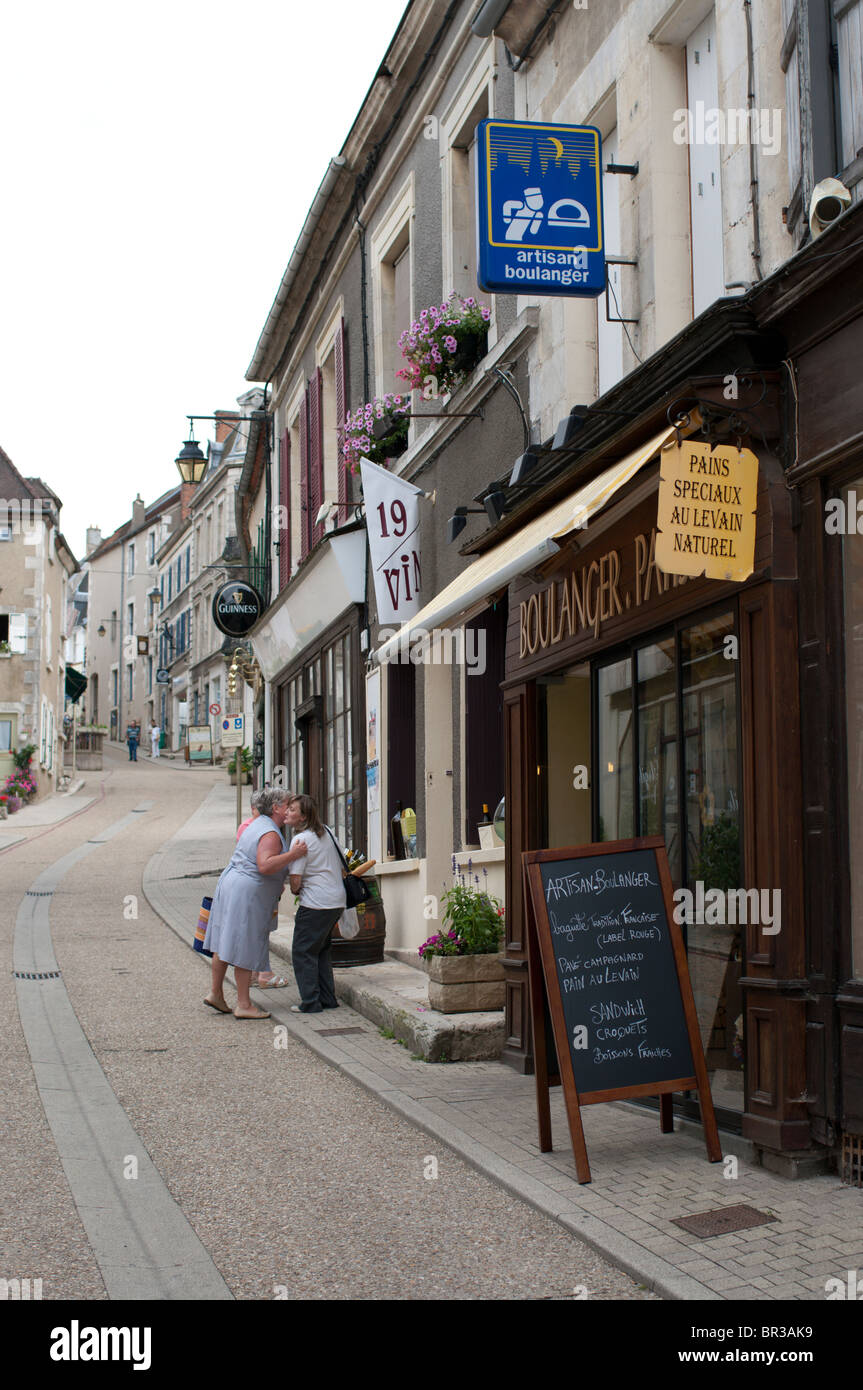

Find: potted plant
0;794;7;819
397;294;491;397
13;744;36;772
0;640;10;656
4;770;36;803
419;861;505;1013
6;794;21;814
342;394;411;475
227;746;253;785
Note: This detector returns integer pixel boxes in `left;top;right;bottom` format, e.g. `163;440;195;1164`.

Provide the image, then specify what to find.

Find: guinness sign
212;581;263;637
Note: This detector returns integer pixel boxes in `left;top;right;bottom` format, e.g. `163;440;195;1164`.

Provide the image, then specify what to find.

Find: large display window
541;604;744;1116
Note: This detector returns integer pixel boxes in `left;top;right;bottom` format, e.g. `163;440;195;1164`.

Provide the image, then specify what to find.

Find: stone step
268;924;504;1062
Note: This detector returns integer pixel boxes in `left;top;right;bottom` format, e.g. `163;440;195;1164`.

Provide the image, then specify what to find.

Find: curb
142;816;717;1301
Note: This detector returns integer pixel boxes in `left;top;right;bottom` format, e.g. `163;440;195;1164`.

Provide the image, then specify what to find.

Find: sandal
255;975;290;989
204;996;232;1014
233;1007;271;1020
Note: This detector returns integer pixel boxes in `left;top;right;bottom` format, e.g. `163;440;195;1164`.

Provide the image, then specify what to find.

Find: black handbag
325;827;373;908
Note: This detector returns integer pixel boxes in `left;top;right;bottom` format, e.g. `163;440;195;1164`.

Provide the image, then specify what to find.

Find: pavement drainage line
13;806;233;1302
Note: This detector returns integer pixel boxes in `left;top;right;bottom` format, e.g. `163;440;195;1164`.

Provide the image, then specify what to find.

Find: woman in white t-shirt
286;794;346;1013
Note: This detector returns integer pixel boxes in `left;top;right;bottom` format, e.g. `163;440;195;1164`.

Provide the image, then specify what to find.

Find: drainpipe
743;0;763;280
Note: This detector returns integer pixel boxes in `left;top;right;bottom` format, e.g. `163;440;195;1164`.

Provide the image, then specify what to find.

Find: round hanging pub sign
212;580;263;636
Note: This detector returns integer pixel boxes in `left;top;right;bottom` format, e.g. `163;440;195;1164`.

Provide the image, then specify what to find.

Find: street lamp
174;438;207;484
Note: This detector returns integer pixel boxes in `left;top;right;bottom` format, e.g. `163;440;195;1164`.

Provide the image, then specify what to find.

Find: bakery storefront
500;397;810;1166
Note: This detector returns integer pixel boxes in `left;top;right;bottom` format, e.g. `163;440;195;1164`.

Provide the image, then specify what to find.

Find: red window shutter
279;429;291;588
299;387;309;561
335;317;348;524
309;366;324;546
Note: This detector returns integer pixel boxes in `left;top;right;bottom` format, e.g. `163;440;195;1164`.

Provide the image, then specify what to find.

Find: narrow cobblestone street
2;749;654;1301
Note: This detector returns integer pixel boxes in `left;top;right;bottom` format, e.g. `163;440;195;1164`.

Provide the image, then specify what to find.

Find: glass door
592;605;744;1121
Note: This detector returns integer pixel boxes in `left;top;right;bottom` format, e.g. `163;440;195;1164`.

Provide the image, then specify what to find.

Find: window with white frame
442;49;493;303
598;127;625;395
127;601;134;636
127;543;135;576
833;0;863;180
781;0;803;207
685;10;725;314
9;614;27;654
371;176;414;397
316;300;347;524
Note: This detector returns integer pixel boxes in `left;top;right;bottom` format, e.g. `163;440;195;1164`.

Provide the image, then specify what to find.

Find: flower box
423;952;505;1013
398;294;491;397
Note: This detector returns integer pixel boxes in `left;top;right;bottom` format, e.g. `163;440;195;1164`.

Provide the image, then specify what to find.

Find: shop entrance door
541;606;744;1122
595;608;743;1118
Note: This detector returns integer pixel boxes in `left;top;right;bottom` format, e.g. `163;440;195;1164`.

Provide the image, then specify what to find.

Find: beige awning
374;423;677;664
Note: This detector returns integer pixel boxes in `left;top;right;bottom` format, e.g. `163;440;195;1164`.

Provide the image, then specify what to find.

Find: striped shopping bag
194;896;213;956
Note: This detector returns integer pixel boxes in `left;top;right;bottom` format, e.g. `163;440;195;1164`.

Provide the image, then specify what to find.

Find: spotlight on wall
446;505;485;544
508;450;540;486
483;490;507;525
552;412;586;450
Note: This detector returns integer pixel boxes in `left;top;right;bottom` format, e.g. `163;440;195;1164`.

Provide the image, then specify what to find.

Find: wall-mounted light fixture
446;505;485;544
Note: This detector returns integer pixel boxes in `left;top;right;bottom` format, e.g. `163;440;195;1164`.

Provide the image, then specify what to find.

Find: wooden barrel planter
331;877;386;968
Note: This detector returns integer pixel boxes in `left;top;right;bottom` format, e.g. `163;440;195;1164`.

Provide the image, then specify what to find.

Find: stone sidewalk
143;781;863;1303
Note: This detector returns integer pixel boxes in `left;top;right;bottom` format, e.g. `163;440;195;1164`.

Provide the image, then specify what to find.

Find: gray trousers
292;906;342;1011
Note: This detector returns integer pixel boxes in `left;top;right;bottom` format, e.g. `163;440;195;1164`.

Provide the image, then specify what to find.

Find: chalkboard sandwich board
523;836;721;1184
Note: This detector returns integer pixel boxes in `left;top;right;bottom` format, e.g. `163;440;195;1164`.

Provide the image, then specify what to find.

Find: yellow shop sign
655;440;758;582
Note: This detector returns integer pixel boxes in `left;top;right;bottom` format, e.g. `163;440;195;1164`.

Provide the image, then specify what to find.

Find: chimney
132;494;146;529
86;526;102;555
215;411;241;445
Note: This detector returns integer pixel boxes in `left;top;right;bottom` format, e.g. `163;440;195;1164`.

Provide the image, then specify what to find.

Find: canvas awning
374;423;677;664
64;665;88;704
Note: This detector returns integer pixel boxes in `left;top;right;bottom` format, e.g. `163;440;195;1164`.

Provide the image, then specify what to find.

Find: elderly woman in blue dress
203;787;307;1020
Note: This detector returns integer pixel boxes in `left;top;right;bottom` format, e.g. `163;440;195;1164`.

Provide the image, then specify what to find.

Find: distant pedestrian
203;788;307;1020
126;722;139;761
150;722;161;758
285;794;346;1013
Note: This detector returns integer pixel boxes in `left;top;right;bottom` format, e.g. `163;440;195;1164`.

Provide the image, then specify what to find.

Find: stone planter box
423;952;505;1013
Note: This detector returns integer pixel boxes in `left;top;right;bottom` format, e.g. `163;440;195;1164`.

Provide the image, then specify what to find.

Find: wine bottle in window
479;803;491;825
391;800;406;860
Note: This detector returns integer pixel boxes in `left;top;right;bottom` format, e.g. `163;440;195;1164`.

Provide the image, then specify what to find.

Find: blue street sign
476;119;605;297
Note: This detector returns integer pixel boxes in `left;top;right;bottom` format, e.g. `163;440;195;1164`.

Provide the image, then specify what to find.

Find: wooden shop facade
493;202;863;1174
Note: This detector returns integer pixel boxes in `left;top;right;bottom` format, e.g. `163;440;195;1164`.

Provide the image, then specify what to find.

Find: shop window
324;632;353;846
281;673;305;795
844;479;863;977
541;663;591;849
386;661;416;854
591;608;743;1114
464;602;506;844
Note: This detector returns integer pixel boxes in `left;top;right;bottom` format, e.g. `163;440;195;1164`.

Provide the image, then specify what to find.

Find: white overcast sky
0;0;409;559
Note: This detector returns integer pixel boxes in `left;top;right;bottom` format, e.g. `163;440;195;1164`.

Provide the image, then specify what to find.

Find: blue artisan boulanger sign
475;119;605;296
